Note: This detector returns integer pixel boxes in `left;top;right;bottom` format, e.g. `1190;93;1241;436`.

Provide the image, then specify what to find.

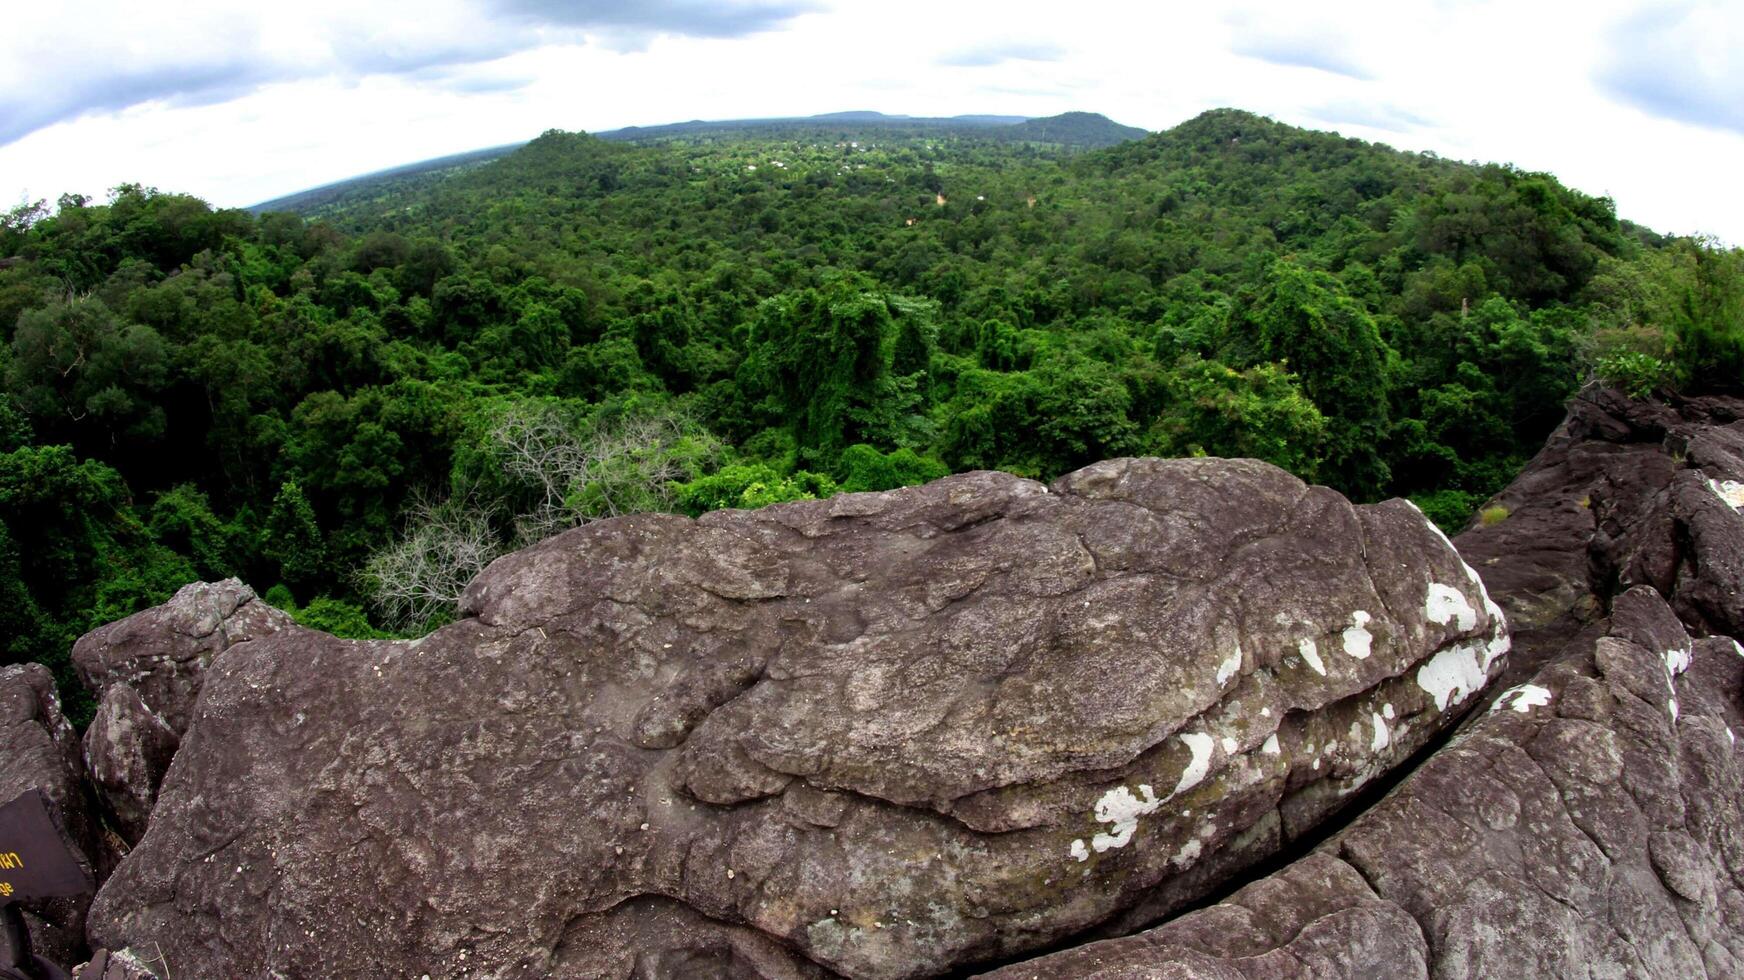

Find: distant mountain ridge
591;109;1139;146
247;110;1146;214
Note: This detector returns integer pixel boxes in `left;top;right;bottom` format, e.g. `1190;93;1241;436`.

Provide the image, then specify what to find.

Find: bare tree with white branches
361;491;503;630
363;403;720;630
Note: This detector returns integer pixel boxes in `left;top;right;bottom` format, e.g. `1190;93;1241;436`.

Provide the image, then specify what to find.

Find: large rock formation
982;388;1744;978
981;587;1744;978
0;665;107;970
80;687;177;846
72;579;293;737
71;579;290;846
85;458;1506;979
1459;387;1744;686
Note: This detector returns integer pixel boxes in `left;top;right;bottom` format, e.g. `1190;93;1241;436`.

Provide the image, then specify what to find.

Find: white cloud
1;0;1741;243
1593;0;1744;136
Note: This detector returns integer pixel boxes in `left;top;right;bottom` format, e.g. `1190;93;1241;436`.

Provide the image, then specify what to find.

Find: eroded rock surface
70;578;290;850
81;686;178;846
984;587;1744;978
73;948;162;980
72;578;293;737
984;389;1744;979
86;458;1504;979
1459;387;1744;686
0;664;107;970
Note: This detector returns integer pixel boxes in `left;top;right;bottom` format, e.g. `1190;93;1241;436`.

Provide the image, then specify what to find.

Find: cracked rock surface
985;389;1744;979
84;458;1503;979
70;578;290;854
983;588;1744;979
72;578;293;739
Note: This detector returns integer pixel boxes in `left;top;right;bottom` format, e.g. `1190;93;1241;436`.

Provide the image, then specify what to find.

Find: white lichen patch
1485;629;1512;670
1370;713;1390;752
1493;684;1552;714
1383;703;1396;720
1342;611;1374;660
1417;641;1489;712
1262;733;1281;755
1220;736;1238;755
1088;784;1159;853
1170;837;1204;869
1298;637;1326;676
1412;500;1489;586
1664;646;1693;677
1173;732;1216;796
1072;732;1219;861
1216;645;1243;686
1670;698;1679;722
1709;478;1744;511
1425;583;1478;631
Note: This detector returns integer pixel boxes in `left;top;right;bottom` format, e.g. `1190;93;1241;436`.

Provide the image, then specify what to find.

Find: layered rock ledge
981;389;1744;978
85;458;1504;979
981;587;1744;978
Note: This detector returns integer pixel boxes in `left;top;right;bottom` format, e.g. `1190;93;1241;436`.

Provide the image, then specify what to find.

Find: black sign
0;791;93;904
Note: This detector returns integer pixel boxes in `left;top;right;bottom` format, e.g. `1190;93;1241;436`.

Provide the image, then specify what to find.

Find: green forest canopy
2;107;1739;721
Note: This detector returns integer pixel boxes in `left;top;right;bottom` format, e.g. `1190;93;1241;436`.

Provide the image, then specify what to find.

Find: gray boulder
1459;387;1744;686
72;578;293;737
983;388;1744;979
982;586;1744;978
80;686;178;846
73;948;161;980
71;579;290;847
86;458;1505;979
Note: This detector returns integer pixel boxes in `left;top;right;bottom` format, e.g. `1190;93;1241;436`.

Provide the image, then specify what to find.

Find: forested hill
249;110;1146;218
594;110;1144;148
0;107;1739;721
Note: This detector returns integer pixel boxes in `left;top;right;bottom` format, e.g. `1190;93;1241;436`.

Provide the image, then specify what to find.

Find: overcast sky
4;0;1742;242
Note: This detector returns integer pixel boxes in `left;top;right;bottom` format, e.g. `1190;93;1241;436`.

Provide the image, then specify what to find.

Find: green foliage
1234;259;1390;497
673;463;836;515
262;481;326;593
1668;244;1744;393
1409;489;1482;536
835;444;949;493
1151;357;1326;477
736;279;898;456
1596;351;1674;399
8;297;168;447
289;597;395;639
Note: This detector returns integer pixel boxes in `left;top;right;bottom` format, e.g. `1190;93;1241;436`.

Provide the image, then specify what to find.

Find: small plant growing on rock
1595;351;1673;399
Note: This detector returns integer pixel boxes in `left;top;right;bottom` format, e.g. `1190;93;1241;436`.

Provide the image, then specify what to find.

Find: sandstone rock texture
71;948;162;980
983;389;1744;979
72;579;293;738
983;587;1744;979
0;665;107;969
1459;387;1744;686
86;458;1505;979
70;579;289;849
80;687;177;847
